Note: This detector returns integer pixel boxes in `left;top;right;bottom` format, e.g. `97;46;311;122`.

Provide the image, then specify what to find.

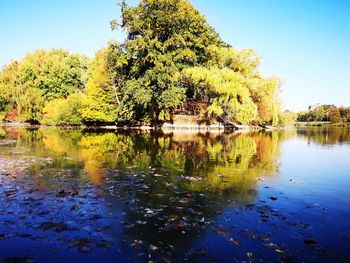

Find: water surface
0;127;349;262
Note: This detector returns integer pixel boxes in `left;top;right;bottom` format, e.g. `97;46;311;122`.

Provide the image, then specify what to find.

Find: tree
181;45;280;125
313;105;329;121
339;106;348;122
182;66;257;124
110;0;225;123
0;49;89;123
18;49;89;100
42;93;84;125
297;105;332;122
0;61;19;112
347;107;350;122
278;111;297;127
0;0;283;127
328;107;342;123
82;48;118;124
16;87;45;123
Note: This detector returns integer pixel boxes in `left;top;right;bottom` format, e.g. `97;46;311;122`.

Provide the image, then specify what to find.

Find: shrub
42;93;84;125
278;111;297;127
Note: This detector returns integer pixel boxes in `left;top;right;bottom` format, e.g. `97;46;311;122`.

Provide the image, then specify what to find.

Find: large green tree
0;49;89;123
109;0;225;123
18;49;89;100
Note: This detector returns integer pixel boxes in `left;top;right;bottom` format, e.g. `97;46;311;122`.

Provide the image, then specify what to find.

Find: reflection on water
3;128;295;197
0;127;349;263
297;127;350;146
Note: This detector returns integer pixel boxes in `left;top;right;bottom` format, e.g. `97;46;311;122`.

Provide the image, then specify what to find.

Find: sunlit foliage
0;61;19;113
107;0;225;123
278;110;297;127
297;105;350;123
0;49;89;123
0;0;282;126
42;93;84;126
182;66;257;124
182;45;280;125
82;48;118;124
18;49;89;100
328;107;342;123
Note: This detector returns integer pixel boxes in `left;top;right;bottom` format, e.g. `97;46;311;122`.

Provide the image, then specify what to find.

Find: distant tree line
0;0;287;127
297;105;350;123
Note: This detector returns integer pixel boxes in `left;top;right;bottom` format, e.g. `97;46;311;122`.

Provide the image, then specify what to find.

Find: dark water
0;127;349;263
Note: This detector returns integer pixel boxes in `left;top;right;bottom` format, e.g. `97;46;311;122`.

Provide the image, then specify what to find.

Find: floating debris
304;239;317;246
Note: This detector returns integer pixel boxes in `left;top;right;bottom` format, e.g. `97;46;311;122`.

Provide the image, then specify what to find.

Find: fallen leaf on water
229;237;241;246
275;249;285;254
6;191;15;197
149;244;159;251
211;226;228;236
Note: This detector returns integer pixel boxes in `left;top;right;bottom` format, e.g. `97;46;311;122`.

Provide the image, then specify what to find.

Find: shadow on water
0;127;349;262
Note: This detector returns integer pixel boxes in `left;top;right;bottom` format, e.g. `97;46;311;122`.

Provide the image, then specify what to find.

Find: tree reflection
0;127;299;197
0;127;299;261
297;127;350;146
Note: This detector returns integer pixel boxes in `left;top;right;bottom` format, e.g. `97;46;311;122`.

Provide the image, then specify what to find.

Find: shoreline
0;121;277;132
295;121;350;128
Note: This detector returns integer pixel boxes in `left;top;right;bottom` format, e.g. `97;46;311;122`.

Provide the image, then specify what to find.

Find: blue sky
0;0;349;111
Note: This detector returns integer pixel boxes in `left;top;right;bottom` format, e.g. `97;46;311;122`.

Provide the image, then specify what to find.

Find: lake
0;127;349;263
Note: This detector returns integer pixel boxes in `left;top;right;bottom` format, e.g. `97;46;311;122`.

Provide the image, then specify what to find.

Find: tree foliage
0;61;19;112
339;106;350;122
182;66;257;124
108;0;225;123
82;48;118;123
0;49;89;123
297;105;349;123
17;87;45;123
278;110;297;127
18;49;89;100
42;93;84;125
182;45;280;125
102;0;281;125
1;0;283;126
328;107;342;123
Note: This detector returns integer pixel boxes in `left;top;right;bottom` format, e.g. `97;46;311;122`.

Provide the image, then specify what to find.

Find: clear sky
0;0;349;111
